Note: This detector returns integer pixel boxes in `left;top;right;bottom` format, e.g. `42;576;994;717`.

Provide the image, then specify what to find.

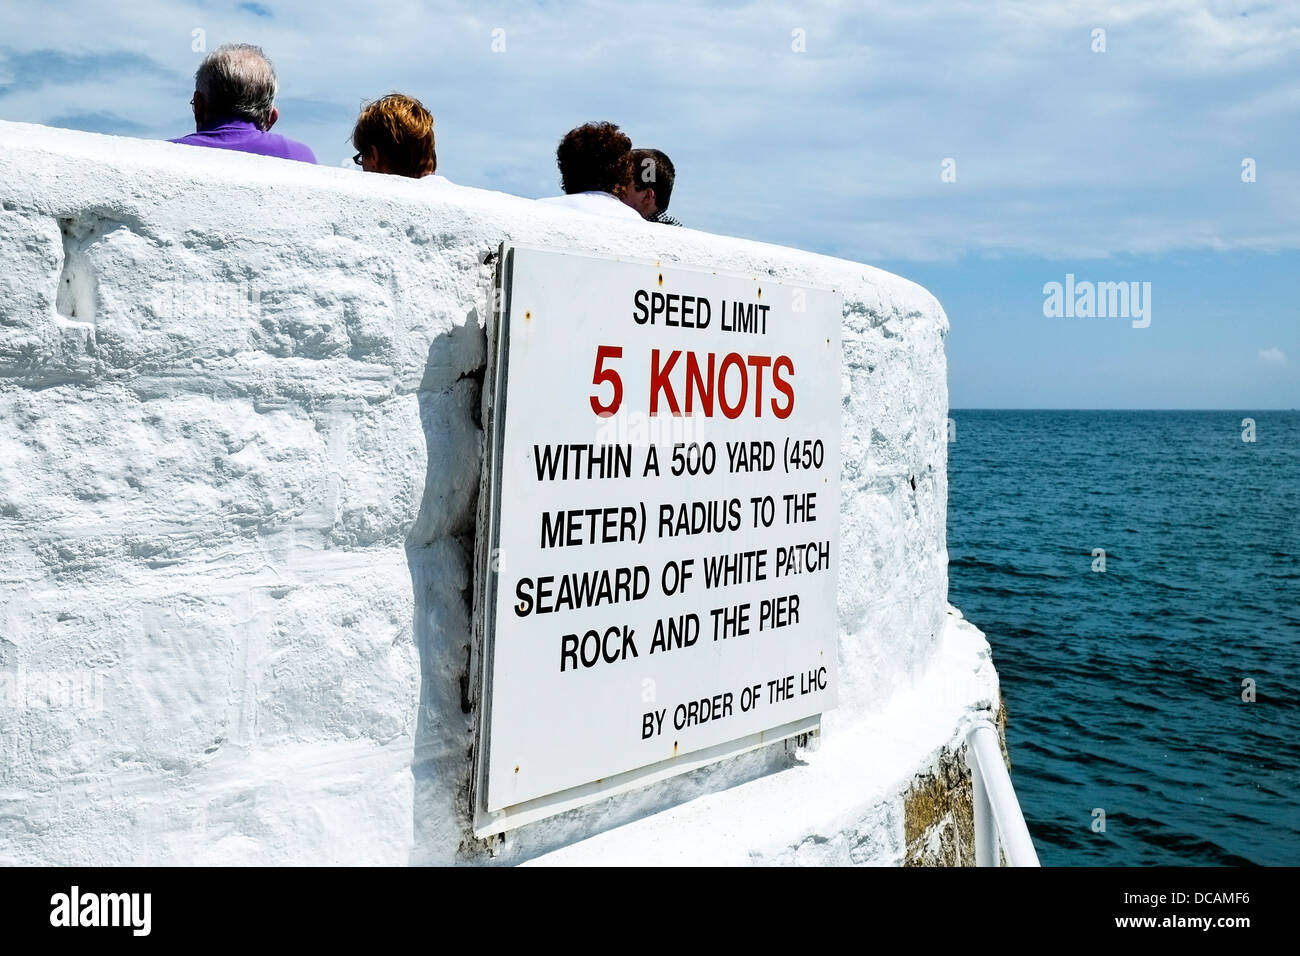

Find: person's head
555;121;632;195
192;43;279;131
622;148;675;219
351;94;437;177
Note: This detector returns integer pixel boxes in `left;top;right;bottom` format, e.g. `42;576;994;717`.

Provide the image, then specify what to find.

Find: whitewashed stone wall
0;121;998;865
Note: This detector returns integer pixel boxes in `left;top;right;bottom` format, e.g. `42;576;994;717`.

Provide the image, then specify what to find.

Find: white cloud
1258;347;1287;365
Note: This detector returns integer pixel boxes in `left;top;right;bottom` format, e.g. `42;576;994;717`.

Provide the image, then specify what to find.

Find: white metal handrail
966;718;1040;866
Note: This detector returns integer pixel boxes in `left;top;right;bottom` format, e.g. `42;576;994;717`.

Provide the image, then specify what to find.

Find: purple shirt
170;118;316;164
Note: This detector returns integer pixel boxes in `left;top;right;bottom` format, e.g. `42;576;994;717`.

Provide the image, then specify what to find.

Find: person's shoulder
272;135;316;164
169;130;217;148
252;127;315;163
610;200;645;220
540;192;642;220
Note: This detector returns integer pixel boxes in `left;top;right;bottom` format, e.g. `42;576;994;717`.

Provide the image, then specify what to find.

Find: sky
0;0;1296;408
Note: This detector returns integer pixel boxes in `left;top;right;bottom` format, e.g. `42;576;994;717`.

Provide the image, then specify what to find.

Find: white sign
474;244;842;829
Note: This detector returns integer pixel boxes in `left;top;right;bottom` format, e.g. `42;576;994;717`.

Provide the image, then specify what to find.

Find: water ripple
949;410;1300;866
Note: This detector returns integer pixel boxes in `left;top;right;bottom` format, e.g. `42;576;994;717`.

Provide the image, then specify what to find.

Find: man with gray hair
170;43;316;163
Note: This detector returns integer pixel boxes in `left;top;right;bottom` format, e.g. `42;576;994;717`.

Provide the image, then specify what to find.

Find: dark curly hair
556;121;633;195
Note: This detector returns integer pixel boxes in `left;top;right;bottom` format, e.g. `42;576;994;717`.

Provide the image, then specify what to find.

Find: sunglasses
352;152;363;166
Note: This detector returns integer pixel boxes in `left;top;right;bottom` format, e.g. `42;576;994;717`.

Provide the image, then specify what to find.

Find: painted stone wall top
0;121;956;864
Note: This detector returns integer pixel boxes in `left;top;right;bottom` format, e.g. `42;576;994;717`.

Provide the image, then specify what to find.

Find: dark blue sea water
947;410;1299;866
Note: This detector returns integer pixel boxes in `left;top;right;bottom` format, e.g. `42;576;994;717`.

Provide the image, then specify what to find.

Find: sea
946;410;1299;866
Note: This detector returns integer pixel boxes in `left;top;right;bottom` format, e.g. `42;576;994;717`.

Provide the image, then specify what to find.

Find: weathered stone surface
0;121;1000;865
904;693;1011;866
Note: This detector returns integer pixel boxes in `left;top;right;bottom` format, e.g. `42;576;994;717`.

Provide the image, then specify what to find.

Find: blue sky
1;0;1296;407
